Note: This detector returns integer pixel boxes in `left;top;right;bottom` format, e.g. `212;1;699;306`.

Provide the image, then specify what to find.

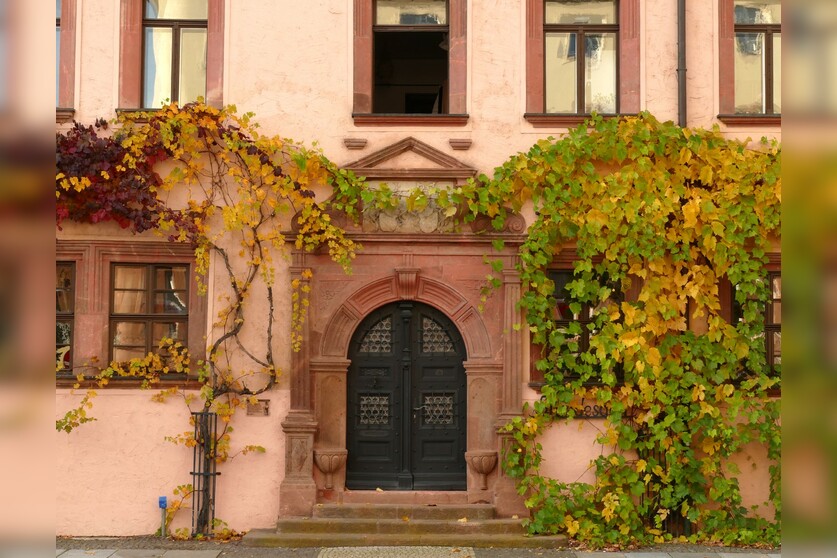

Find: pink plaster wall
56;389;288;535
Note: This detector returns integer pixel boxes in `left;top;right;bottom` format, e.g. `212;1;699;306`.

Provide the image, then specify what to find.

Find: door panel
346;301;466;490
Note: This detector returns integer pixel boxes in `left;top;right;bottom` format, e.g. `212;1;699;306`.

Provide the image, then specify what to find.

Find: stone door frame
278;234;530;518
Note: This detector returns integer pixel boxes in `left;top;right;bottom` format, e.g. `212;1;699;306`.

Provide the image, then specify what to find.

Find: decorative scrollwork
423;393;454;425
359;317;392;353
421;317;455;353
359;394;390;425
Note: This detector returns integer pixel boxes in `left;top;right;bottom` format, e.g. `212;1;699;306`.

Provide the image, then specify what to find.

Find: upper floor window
733;0;781;115
56;0;61;107
374;0;448;114
119;0;223;110
525;0;639;126
353;0;468;124
56;0;77;118
544;0;618;115
718;0;780;123
142;0;208;108
110;263;190;361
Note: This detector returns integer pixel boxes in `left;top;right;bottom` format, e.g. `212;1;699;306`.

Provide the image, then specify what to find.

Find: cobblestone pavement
55;538;781;558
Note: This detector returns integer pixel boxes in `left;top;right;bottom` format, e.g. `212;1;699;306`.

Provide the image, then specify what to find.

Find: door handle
412;406;427;411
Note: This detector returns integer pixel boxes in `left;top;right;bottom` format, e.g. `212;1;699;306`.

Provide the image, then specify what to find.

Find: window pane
376;0;447;25
156;266;188;289
57;320;72;346
154;292;188;313
546;0;617;25
545;33;577;113
56;263;74;313
143;27;173;108
114;291;148;314
145;0;207;20
113;322;147;347
771;331;781;365
57;320;72;369
178;28;207;103
57;0;61;19
585;33;617;113
153;321;187;345
771;275;781;324
113;347;148;361
734;32;765;113
114;266;147;289
733;1;781;25
773;33;781;113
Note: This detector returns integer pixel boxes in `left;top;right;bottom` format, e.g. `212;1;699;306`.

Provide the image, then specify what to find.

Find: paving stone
160;552;221;558
719;553;769;558
625;553;671;558
318;547;476;558
57;550;66;557
577;553;626;558
670;553;722;558
112;551;166;558
57;551;116;558
0;549;62;558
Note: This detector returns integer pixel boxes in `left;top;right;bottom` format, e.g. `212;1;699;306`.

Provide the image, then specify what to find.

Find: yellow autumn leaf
683;201;698;228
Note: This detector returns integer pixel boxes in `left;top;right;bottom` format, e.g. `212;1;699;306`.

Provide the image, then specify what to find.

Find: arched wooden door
346;301;467;490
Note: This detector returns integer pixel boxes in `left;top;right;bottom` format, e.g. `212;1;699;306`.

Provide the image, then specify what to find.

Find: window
119;0;224;109
718;0;781;123
544;0;618;114
529;269;592;388
110;263;190;361
56;0;60;107
56;262;75;370
733;0;781;115
56;0;77;119
525;0;639;125
374;0;448;114
142;0;207;108
56;241;206;385
353;0;467;124
730;271;781;378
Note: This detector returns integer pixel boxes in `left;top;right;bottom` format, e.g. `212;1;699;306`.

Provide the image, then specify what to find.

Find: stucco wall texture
57;0;780;535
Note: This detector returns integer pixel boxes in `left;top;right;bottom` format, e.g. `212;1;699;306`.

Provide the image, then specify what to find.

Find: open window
374;1;448;114
353;0;467;123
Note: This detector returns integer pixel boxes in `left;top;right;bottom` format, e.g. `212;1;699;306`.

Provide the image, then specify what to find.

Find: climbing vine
449;113;781;547
56;101;364;535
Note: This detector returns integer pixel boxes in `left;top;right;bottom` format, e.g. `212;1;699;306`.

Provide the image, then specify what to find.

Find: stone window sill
56;108;75;124
352;114;469;127
524;113;631;128
717;114;781;126
57;374;203;390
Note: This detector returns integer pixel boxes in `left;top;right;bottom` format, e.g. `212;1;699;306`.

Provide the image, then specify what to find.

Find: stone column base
279;479;318;518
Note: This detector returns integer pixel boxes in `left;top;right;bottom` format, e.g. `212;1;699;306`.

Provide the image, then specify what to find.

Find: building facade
56;0;781;535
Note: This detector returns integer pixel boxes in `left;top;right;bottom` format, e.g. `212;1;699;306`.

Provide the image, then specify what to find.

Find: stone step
313;503;495;520
339;490;470;505
275;517;523;535
243;529;568;549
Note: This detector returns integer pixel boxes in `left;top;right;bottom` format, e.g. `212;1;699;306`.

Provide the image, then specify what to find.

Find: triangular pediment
343;137;477;181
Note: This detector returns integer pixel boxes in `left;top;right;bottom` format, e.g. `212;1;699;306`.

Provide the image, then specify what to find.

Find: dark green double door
346;301;467;490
